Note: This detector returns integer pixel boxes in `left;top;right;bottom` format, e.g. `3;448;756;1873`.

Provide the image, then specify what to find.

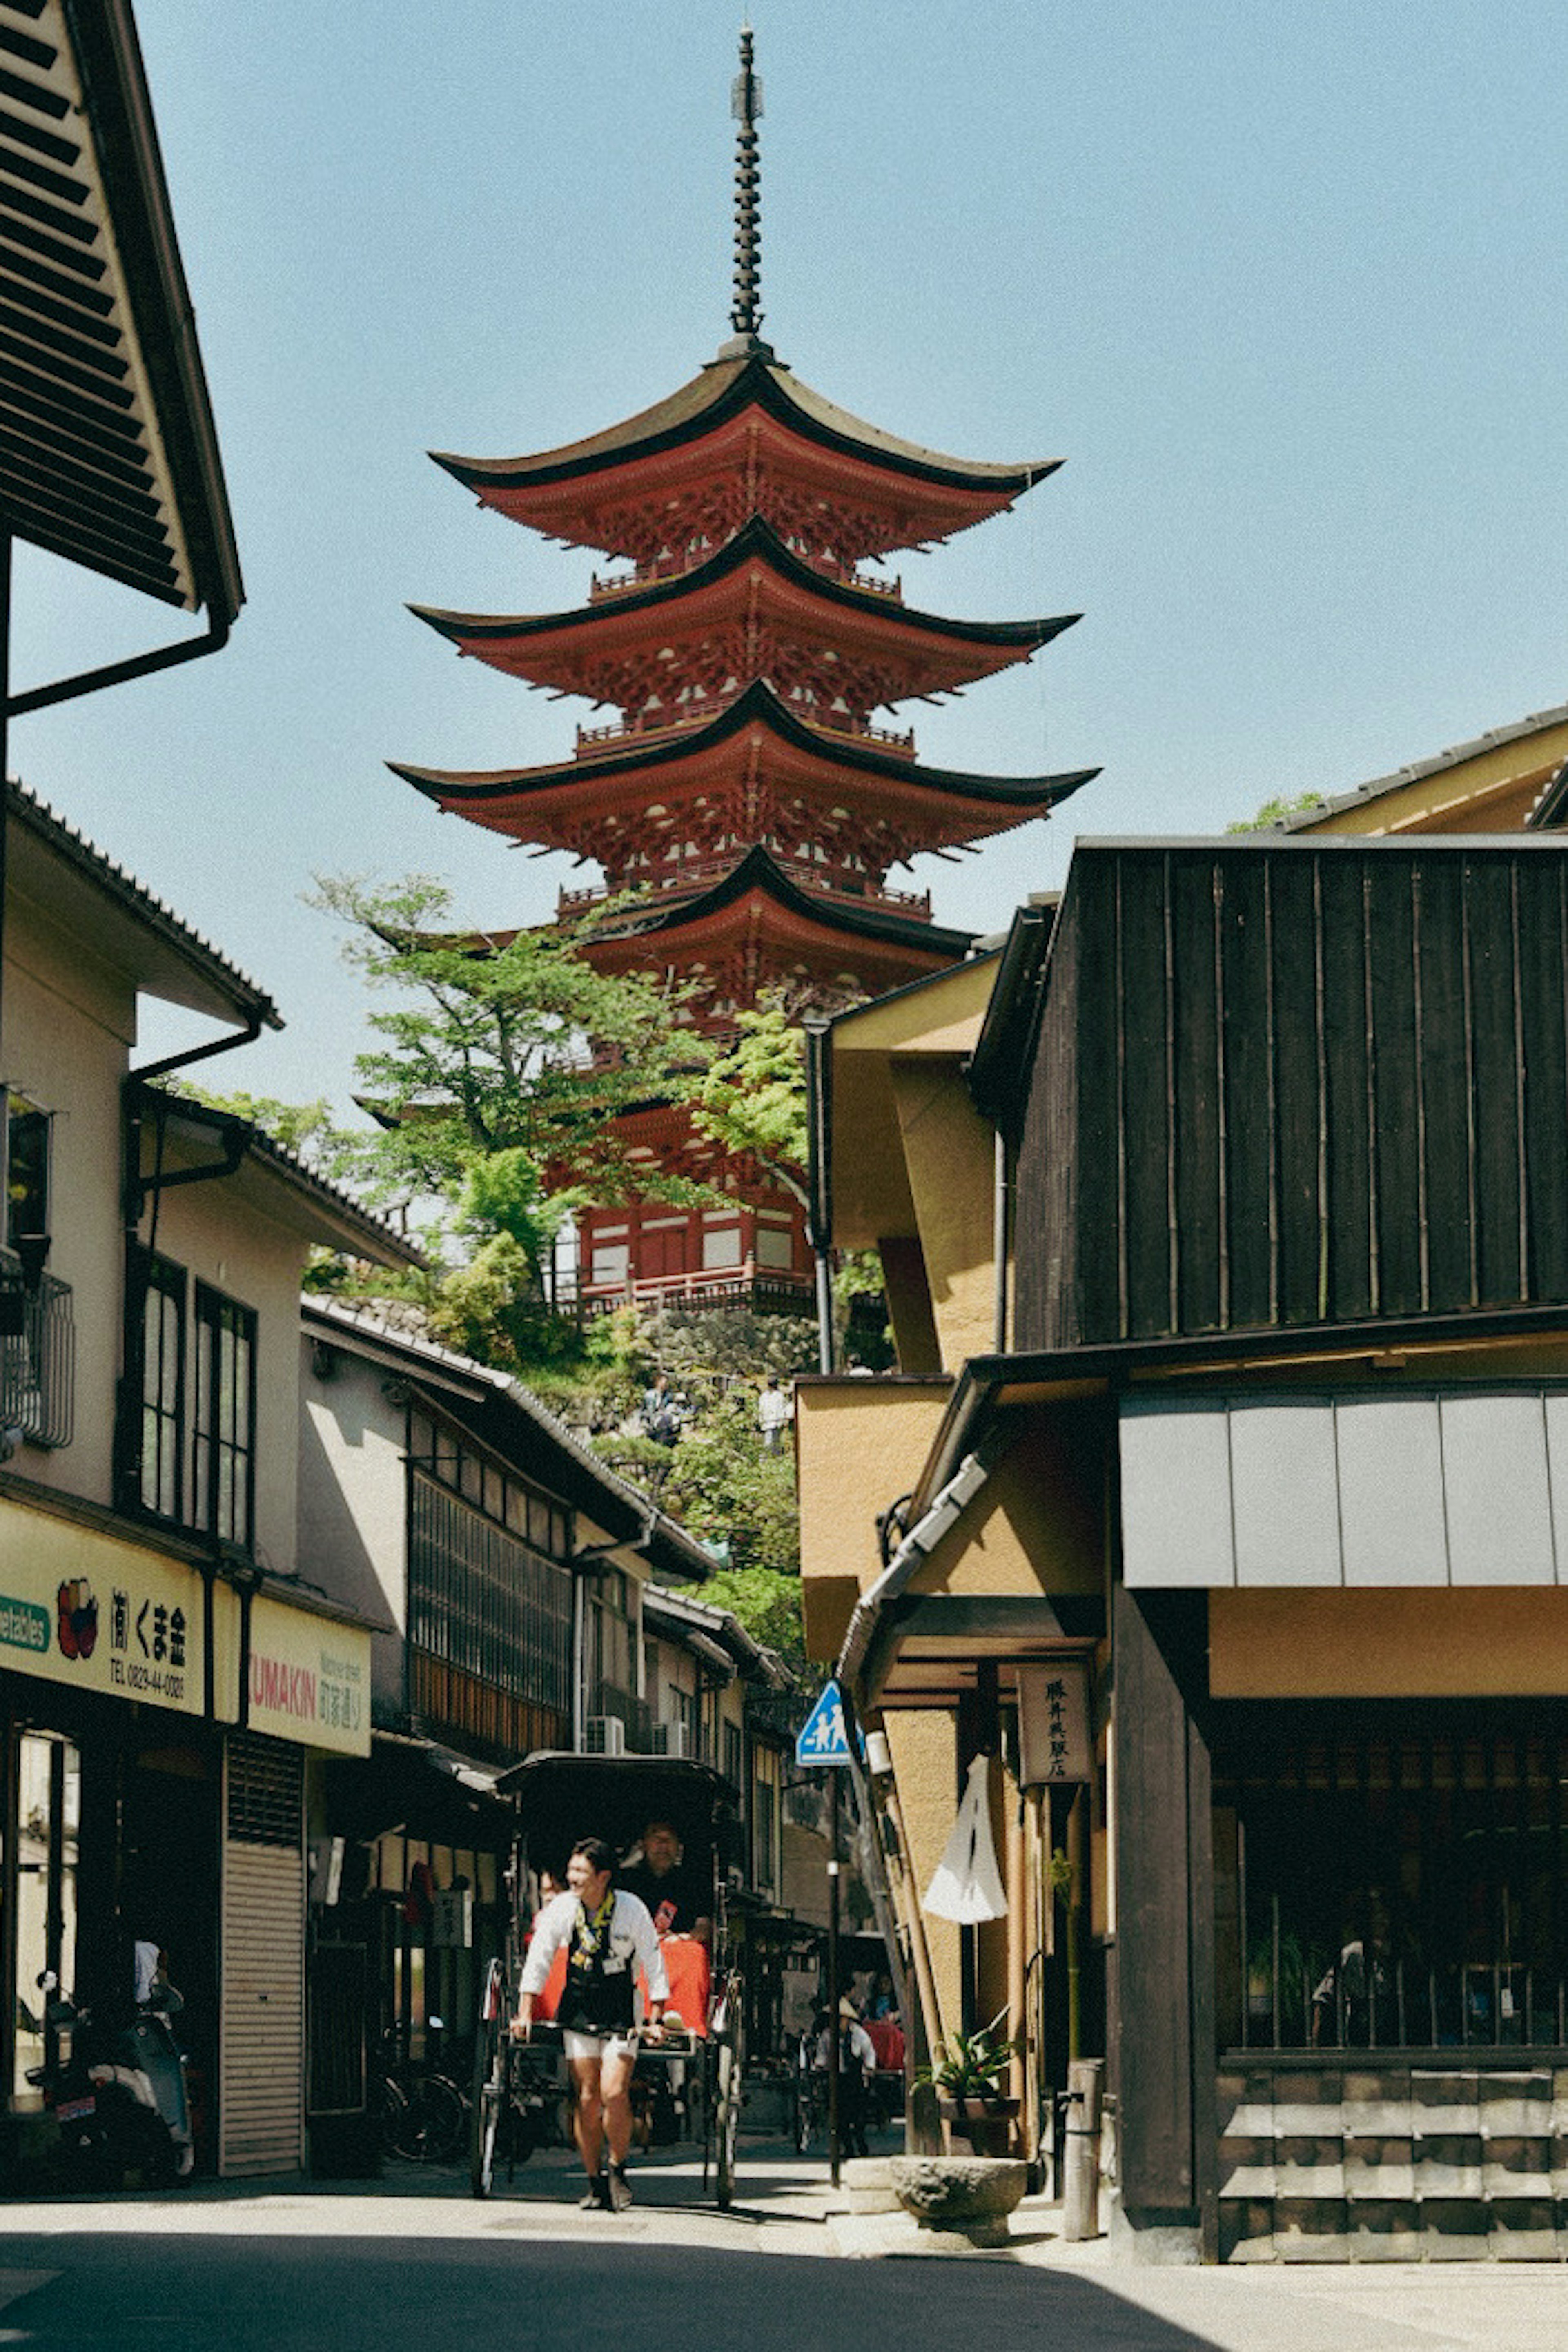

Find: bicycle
379;2023;470;2163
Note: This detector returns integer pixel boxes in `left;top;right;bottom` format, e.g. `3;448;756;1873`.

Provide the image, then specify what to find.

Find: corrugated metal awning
1120;1388;1568;1589
0;0;240;617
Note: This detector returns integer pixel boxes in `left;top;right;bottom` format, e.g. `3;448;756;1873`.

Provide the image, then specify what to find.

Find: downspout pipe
8;606;230;719
803;1017;834;1374
570;1509;657;1750
837;1431;1008;1693
994;1126;1010;1353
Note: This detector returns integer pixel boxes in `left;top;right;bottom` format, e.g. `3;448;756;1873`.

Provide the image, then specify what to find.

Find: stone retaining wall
1218;2062;1568;2261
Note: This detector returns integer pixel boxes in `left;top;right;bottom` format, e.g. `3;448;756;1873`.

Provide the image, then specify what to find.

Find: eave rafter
411;521;1073;718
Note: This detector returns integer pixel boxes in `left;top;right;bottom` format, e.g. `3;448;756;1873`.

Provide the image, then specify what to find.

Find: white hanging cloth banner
922;1753;1009;1923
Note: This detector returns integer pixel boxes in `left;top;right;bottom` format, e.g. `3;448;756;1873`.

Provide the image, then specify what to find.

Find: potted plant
916;2012;1019;2157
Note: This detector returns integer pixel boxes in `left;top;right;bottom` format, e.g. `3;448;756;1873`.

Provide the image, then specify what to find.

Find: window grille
0;1262;73;1447
1215;1723;1568;2052
409;1473;572;1717
227;1731;303;1846
194;1283;255;1548
138;1251;185;1519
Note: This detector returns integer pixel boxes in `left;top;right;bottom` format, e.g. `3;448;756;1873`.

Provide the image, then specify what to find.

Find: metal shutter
220;1733;305;2177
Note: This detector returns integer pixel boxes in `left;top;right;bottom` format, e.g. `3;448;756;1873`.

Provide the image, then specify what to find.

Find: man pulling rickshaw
473;1753;746;2209
513;1835;668;2212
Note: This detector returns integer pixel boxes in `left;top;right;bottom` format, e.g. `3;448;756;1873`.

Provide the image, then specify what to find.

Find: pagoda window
755;1225;795;1272
701;1225;742;1272
591;1244;629;1286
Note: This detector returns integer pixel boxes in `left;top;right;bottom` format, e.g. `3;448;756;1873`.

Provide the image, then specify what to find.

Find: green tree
1227;788;1328;834
646;1387;800;1576
185;1088;343;1163
310;871;715;1255
699;1565;806;1677
690;1000;810;1210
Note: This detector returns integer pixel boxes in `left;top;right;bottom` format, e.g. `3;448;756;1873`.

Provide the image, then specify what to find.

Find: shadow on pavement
0;2230;1238;2352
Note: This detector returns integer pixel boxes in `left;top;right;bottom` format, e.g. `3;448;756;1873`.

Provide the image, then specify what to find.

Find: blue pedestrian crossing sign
795;1678;853;1768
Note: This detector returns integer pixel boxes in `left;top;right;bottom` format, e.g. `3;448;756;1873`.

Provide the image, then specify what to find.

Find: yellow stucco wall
796;1380;950;1661
884;1707;962;2043
1211;1586;1568;1696
888;1058;996;1373
913;1410;1106;1601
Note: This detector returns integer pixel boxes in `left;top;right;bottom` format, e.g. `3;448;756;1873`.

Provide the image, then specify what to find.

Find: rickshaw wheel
470;2019;505;2200
713;2036;739;2210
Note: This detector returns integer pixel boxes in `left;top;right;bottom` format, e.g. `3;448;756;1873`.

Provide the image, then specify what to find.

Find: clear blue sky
13;0;1568;1108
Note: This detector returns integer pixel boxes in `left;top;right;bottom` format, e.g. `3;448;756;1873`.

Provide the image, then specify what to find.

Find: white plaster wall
297;1345;408;1713
4;889;136;1503
154;1169;310;1576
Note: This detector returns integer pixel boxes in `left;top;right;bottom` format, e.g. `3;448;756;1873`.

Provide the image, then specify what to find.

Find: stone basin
889;2154;1028;2247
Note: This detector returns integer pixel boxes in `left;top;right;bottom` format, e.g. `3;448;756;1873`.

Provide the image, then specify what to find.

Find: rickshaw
469;1752;747;2208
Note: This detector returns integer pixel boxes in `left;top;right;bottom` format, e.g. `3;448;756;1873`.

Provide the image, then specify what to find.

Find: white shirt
520;1887;670;2004
758;1386;793;1433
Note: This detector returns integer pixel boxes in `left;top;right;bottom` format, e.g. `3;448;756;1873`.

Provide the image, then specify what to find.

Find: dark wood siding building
1016;839;1568;1354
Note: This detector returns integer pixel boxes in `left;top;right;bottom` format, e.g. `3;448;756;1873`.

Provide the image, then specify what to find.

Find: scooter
29;1971;194;2186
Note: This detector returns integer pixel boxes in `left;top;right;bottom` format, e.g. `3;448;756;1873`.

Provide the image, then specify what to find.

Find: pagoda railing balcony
587;549;902;603
575;1265;817;1320
557;862;930;922
574;702;916;760
804;710;917;758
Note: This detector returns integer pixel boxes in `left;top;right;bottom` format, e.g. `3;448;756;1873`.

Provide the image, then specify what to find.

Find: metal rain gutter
836;1426;1010;1691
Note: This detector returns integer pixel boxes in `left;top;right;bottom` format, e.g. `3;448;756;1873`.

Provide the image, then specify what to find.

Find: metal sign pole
827;1780;841;2188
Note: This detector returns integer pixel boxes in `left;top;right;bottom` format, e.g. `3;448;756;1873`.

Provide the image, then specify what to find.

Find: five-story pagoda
393;32;1095;1314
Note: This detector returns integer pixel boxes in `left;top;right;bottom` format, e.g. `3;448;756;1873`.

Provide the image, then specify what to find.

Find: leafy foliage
914;2010;1013;2100
309;871;714;1246
1226;788;1328;834
186;1087;343;1163
697;1566;806;1675
647;1386;800;1577
690;1001;809;1209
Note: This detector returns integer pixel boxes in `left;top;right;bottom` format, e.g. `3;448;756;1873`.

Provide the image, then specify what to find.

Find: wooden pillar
1111;1586;1215;2259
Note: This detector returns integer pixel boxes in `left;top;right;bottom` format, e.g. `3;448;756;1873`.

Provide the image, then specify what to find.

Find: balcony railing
574;700;916;760
558;862;931;924
585;1679;654;1754
0;1265;73;1448
577;1268;815;1319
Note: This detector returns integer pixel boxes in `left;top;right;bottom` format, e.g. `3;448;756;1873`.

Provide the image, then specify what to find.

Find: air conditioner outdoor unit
654;1722;692;1759
584;1715;626;1756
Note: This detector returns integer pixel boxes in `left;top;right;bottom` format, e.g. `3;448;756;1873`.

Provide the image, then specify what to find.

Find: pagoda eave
581;893;969;998
429;355;1060;560
390;757;1094;866
388;684;1098;842
408;524;1075;707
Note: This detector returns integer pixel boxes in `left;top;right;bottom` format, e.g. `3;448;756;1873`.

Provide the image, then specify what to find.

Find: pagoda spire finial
717;25;775;361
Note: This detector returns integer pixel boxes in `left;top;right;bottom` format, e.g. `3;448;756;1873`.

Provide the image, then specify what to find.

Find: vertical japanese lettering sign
1016;1660;1092;1788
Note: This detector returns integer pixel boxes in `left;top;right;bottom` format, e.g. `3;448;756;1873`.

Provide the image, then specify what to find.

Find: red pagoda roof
411;517;1074;715
390;678;1096;868
430;352;1059;564
566;845;974;1002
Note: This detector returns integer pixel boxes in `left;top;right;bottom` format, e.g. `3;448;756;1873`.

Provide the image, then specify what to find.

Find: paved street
4;2135;1568;2350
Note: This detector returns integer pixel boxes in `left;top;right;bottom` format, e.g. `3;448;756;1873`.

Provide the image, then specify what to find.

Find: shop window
194;1284;255;1549
140;1253;186;1521
3;1092;49;1248
12;1731;78;2102
1215;1724;1568;2054
753;1775;777;1895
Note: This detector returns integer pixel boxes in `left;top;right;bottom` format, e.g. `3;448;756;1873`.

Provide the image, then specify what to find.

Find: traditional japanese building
393;33;1094;1315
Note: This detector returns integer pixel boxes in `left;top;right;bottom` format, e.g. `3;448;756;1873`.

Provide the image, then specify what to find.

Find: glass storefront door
12;1731;79;2099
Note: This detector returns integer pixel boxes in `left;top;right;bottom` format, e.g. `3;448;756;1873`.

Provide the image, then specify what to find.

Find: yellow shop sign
247;1593;370;1758
0;1502;204;1717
